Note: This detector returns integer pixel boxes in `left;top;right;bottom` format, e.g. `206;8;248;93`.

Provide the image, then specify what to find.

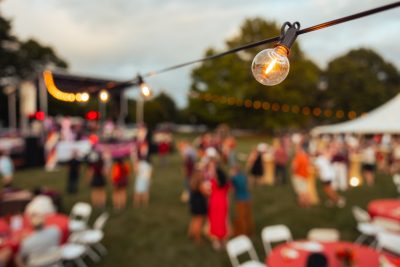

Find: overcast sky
2;0;400;107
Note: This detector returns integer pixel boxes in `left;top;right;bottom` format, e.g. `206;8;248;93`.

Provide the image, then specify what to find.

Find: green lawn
10;136;398;267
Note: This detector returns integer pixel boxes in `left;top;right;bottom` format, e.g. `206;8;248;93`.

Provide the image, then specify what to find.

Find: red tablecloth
368;199;400;221
266;241;400;267
0;213;69;252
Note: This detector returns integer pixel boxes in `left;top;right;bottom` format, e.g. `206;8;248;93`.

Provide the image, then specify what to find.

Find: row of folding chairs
227;225;340;267
352;205;400;255
28;202;109;267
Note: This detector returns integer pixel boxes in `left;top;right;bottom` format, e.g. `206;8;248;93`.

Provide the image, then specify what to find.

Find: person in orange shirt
292;144;311;207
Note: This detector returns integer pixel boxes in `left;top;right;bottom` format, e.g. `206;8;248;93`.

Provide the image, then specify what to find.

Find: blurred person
15;214;61;267
222;135;237;167
331;143;349;191
274;139;288;185
361;141;377;186
181;141;197;202
86;151;107;208
187;167;209;244
291;143;312;207
111;158;130;210
67;150;81;194
0;248;12;267
204;148;230;251
0;150;14;188
390;138;400;174
25;195;55;217
315;146;345;208
246;143;267;187
133;158;153;208
230;165;253;237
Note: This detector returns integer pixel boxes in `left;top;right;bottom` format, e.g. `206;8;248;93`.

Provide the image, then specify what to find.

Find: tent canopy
311;94;400;135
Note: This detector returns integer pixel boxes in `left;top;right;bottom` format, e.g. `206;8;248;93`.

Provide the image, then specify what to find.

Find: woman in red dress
205;148;230;250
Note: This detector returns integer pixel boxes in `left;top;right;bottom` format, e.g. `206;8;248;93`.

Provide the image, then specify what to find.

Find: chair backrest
226;235;259;267
393;174;400;185
307;228;340;242
70;202;92;222
373;217;400;233
377;232;400;254
261;224;292;254
352;206;371;223
93;212;109;230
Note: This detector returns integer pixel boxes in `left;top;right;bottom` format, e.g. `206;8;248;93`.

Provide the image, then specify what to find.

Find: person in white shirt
314;146;345;208
134;159;153;208
361;141;377;186
16;214;61;267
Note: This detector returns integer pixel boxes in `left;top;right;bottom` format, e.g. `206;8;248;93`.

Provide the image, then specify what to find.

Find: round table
266;241;400;267
0;213;69;252
368;199;400;221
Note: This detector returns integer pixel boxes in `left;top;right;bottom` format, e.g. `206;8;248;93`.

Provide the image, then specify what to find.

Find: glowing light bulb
350;176;360;187
140;84;152;98
81;92;90;102
252;45;290;86
99;90;109;102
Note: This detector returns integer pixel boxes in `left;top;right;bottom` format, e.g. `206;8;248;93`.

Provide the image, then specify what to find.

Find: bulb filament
264;59;277;75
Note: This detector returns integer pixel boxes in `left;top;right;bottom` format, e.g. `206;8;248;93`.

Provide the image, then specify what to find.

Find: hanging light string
140;1;400;78
189;92;362;120
44;1;400;97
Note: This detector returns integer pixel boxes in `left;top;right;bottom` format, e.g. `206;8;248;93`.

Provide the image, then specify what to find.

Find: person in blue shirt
0;150;14;187
230;164;253;236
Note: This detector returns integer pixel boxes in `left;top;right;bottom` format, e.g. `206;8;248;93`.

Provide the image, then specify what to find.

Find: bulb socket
276;22;300;55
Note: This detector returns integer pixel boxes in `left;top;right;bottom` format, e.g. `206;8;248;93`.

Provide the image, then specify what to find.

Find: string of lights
189;92;363;120
44;1;400;100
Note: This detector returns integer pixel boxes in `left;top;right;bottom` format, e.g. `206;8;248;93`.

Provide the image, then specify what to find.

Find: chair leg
94;243;108;256
355;234;366;244
75;258;87;267
86;247;101;262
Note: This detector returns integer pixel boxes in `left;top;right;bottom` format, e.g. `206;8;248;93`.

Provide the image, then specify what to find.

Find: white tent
311;94;400;135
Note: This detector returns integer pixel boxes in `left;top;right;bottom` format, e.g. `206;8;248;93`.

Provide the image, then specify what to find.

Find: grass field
10;136;398;267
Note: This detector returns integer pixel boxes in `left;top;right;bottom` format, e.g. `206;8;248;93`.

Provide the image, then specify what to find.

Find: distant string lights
189;92;362;120
42;2;400;101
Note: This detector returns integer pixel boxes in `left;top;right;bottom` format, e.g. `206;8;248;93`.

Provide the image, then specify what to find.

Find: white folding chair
261;224;292;254
373;217;400;233
352;206;371;223
393;174;400;194
226;235;264;267
69;202;92;232
77;212;109;256
61;232;100;266
307;228;340;242
352;206;382;244
377;231;400;255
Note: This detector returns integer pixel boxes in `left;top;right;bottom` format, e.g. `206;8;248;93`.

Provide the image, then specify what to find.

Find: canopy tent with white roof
311;93;400;135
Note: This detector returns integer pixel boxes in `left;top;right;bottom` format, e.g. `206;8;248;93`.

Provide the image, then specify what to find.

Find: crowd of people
179;128;252;251
177;129;400;251
65;124;157;210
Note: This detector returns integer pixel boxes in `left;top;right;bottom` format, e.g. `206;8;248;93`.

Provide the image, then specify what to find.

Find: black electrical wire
112;1;400;88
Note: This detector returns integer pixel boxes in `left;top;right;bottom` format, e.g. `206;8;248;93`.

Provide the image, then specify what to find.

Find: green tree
324;48;400;118
0;11;67;126
187;18;321;130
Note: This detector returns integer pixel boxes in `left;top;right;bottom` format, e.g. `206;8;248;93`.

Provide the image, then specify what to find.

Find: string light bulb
81;92;90;102
252;22;300;86
137;75;152;99
99;90;109;102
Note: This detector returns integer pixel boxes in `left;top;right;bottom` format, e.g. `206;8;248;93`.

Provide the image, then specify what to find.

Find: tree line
0;12;399;131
